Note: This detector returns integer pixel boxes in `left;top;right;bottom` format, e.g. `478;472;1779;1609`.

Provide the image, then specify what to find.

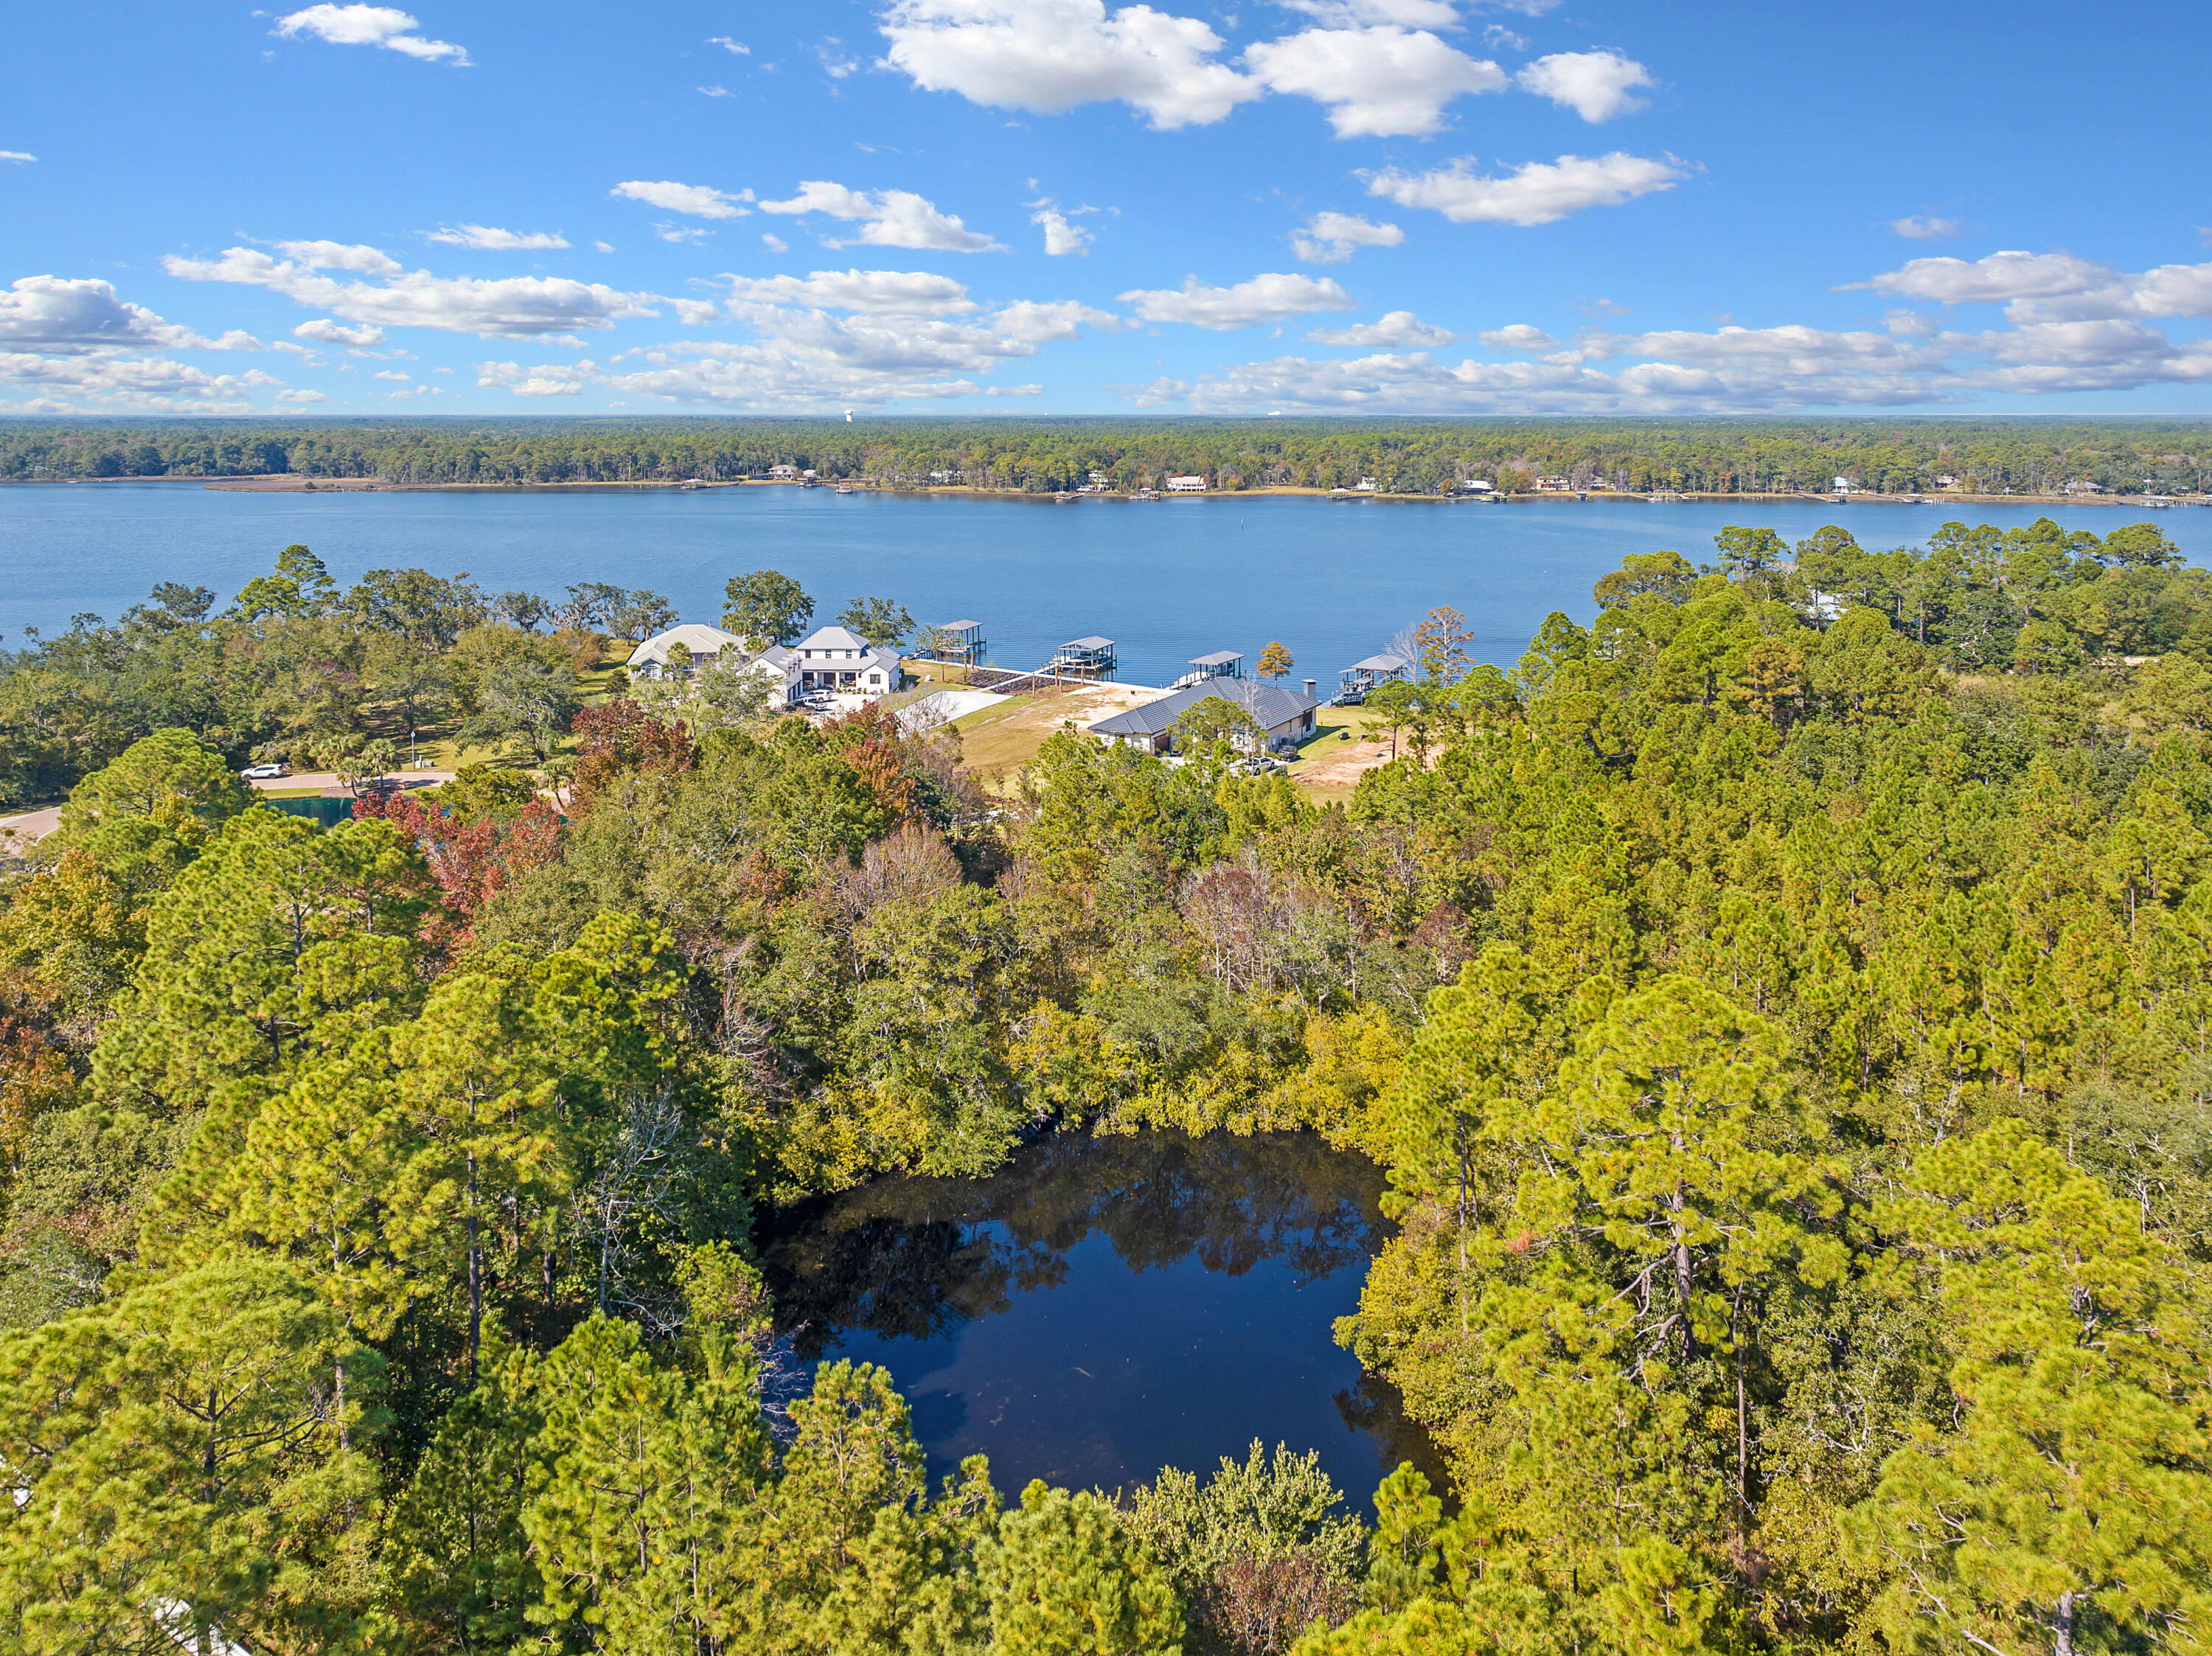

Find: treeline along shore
5;414;2212;498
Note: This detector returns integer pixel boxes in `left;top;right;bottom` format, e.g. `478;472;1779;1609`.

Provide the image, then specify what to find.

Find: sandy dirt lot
949;681;1171;778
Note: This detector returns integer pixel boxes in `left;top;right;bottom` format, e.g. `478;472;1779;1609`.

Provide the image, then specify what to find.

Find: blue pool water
6;481;2203;686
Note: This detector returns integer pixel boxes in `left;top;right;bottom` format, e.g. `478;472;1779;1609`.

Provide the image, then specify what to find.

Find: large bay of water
755;1132;1438;1509
7;481;2207;686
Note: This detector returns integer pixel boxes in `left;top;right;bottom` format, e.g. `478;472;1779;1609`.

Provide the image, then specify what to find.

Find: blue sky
5;0;2211;418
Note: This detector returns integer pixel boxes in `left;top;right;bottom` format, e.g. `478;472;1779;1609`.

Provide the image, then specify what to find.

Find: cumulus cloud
1119;272;1354;328
1478;322;1558;350
723;269;978;314
1853;249;2212;327
0;276;210;352
293;318;386;347
610;181;754;219
426;224;570;250
1514;51;1652;121
1034;207;1093;255
0;350;285;413
1890;215;1964;240
1307;310;1455;346
478;359;595;396
1138;303;2212;416
0;152;34;164
274;240;405;274
880;0;1262;129
1279;0;1459;25
758;181;1005;252
164;247;660;336
274;5;470;64
1292;211;1403;265
1364;151;1686;226
672;299;722;324
276;388;329;403
1246;27;1505;136
371;369;411;380
993;299;1121;339
709;35;749;52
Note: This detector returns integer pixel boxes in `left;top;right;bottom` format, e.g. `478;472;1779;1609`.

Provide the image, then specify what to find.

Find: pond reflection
756;1130;1439;1505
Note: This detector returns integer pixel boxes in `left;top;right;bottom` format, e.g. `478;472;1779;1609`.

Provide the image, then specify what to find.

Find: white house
1832;476;1857;493
627;623;902;709
1166;475;1208;492
1461;479;1494;494
787;625;905;701
768;464;799;479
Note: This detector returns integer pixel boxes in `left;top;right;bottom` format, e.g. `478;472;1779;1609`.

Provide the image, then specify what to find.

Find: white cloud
758;181;1006;252
1890;215;1964;240
164;247;659;336
762;234;790;253
1514;51;1652;122
0;350;283;412
594;241;616;253
699;85;731;97
880;0;1263;130
1245;27;1504;137
993;299;1121;340
294;318;386;346
0;152;34;164
724;268;978;314
610;180;754;219
273;239;405;274
427;224;570;250
1307;310;1455;346
274;5;470;64
1364;151;1686;226
0;276;209;352
276;388;329;403
1149;302;2212;416
1292;210;1403;264
372;369;411;380
672;299;721;324
1279;0;1460;26
656;225;712;245
709;35;750;53
1034;207;1093;255
1119;272;1354;328
478;359;595;396
1853;249;2212;327
987;383;1046;395
1477;322;1557;350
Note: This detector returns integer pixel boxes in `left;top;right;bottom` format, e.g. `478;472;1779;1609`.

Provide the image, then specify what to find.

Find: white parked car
240;762;289;780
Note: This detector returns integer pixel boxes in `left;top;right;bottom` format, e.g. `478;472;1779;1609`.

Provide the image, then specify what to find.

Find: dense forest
3;511;2211;1653
5;415;2212;497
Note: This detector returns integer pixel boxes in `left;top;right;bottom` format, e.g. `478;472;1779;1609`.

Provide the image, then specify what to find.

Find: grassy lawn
1285;701;1399;806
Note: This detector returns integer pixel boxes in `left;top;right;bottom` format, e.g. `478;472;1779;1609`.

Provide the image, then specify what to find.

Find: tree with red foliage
351;790;565;928
568;698;694;814
821;700;918;821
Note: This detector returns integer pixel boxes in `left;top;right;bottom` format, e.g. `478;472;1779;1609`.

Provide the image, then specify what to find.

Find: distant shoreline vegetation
4;415;2211;498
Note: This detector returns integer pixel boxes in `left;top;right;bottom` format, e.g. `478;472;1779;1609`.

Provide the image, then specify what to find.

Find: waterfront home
768;464;798;479
1088;678;1321;755
1534;476;1575;492
627;623;745;679
1337;653;1411;702
790;625;904;700
1166;475;1208;492
1461;479;1494;494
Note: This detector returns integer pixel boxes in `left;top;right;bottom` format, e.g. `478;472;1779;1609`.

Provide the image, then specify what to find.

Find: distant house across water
1165;475;1208;492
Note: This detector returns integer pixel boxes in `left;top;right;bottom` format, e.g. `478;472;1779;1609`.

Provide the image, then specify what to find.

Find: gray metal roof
1343;653;1411;673
1088;679;1320;740
1061;635;1115;650
1189;650;1243;666
937;619;982;631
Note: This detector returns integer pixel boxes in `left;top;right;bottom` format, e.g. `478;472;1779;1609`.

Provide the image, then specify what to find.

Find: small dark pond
756;1130;1438;1508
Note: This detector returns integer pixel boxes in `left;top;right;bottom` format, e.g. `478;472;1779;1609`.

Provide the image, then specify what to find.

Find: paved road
0;769;459;849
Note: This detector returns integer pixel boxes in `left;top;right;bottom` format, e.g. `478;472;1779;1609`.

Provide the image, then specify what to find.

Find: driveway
0;769;459;851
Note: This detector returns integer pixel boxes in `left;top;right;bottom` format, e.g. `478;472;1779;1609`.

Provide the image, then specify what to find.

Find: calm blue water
5;481;2207;686
756;1131;1436;1507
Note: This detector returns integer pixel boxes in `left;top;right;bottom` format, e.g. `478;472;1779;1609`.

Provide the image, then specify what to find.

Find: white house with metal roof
1087;678;1320;756
787;625;905;703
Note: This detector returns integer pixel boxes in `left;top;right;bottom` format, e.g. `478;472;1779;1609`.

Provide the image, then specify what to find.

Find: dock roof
1188;650;1242;666
936;619;982;631
1343;653;1411;673
1062;635;1115;650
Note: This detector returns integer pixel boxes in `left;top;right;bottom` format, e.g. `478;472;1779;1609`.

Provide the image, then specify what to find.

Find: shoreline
1;475;2197;509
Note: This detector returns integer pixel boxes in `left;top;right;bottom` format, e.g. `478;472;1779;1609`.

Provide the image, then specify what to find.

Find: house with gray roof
1088;678;1321;756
